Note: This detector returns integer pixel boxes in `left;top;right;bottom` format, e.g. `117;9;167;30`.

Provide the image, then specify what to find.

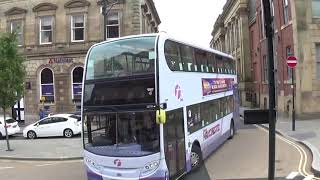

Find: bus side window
216;55;223;74
231;59;236;74
186;104;201;133
164;40;182;71
224;58;230;74
200;101;210;126
194;49;208;72
213;99;220;120
207;53;216;73
229;95;234;112
180;45;195;72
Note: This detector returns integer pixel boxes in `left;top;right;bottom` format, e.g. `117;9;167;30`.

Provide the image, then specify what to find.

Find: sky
153;0;227;48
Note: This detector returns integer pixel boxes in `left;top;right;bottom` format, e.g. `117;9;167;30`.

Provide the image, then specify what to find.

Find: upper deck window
85;36;156;81
164;40;236;74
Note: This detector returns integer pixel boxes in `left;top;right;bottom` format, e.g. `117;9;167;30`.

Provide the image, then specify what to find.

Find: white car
23;114;81;139
0;115;20;137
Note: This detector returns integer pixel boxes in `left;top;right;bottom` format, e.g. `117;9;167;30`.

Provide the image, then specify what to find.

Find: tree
0;32;26;151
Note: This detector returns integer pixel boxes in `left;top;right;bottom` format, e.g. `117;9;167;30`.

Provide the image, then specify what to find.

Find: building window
316;44;320;80
263;55;268;82
10;20;23;46
260;11;265;38
283;0;289;24
71;15;84;42
72;67;84;100
271;0;276;29
106;12;120;39
40;16;53;44
40;68;54;103
312;0;320;17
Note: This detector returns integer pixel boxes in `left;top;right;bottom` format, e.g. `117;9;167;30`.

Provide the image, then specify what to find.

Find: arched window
72;67;83;100
40;68;54;102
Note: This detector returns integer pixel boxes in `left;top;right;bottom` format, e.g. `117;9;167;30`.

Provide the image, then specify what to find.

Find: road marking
255;125;320;180
35;163;55;167
0;167;14;170
286;171;299;179
303;175;314;180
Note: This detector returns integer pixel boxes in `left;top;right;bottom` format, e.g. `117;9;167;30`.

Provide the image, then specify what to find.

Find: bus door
164;108;186;178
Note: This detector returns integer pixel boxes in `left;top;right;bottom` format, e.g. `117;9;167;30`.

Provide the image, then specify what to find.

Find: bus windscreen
85;36;156;80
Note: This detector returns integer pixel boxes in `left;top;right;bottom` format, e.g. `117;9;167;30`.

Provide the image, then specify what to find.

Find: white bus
82;33;239;180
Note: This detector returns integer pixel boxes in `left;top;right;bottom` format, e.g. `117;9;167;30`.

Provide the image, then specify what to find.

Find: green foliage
0;32;26;109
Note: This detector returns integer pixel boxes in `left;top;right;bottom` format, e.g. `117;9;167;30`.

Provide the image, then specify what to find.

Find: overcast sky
153;0;227;48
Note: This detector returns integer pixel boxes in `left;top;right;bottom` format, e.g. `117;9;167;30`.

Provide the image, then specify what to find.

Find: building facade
237;0;320;118
291;0;320;117
210;0;252;107
249;0;294;115
0;0;161;124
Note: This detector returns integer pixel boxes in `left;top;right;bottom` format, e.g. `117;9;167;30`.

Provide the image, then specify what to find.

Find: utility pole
292;68;295;131
262;0;276;179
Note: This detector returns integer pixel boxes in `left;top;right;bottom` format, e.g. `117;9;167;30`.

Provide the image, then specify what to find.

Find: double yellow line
256;125;319;179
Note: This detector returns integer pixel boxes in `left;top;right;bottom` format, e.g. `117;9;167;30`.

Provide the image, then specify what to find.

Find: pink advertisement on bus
202;78;234;96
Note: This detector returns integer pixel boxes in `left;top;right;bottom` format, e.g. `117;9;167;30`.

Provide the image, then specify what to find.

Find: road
0;122;316;180
183;122;314;180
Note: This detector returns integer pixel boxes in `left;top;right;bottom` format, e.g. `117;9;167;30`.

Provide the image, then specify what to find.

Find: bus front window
83;36;157;106
83;111;160;157
85;36;156;80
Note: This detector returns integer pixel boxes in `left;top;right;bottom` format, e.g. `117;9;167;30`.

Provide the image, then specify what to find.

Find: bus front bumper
85;159;168;180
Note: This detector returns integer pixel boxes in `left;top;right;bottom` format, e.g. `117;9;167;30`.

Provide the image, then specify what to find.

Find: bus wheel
229;120;235;139
190;145;203;170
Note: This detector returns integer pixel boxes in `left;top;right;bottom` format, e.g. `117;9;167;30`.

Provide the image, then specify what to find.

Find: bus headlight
141;161;159;176
85;158;101;171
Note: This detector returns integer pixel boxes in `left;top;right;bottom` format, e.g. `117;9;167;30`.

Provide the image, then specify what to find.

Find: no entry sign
287;56;297;68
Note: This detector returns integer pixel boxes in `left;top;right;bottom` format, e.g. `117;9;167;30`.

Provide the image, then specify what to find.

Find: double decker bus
82;33;239;180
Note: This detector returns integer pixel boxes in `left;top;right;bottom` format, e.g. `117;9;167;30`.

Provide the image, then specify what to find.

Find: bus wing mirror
156;109;166;124
159;103;167;110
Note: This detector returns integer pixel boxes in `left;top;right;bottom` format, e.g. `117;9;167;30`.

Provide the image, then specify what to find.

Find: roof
89;32;234;60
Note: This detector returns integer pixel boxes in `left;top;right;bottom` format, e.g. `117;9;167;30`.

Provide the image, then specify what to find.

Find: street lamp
102;0;119;41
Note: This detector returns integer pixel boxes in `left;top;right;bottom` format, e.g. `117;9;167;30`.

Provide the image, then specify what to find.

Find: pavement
0;123;82;161
240;107;320;176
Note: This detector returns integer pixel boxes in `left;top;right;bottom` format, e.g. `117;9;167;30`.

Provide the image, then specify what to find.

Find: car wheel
64;129;73;138
27;131;37;139
190;145;203;170
0;132;2;139
229;120;235;139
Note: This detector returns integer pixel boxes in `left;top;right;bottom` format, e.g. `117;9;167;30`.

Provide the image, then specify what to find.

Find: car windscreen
5;118;16;123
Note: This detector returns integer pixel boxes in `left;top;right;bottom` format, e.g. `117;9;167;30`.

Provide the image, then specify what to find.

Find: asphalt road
0;122;315;180
182;122;314;180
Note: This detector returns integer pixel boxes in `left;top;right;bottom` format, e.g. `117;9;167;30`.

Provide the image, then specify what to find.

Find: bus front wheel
190;145;203;170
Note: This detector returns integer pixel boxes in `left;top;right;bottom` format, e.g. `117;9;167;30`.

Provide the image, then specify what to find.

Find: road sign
287;56;297;68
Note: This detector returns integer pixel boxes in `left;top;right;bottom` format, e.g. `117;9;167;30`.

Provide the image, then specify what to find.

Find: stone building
210;0;252;107
218;0;320;118
0;0;161;124
291;0;320;117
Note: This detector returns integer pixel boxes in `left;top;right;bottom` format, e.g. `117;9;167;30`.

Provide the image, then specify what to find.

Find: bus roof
90;32;234;61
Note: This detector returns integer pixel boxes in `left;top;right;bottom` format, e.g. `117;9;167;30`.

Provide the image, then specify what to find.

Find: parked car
0;115;20;138
23;114;81;139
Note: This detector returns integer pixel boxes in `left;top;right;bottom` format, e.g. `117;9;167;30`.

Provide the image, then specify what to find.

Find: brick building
249;0;294;114
0;0;161;124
